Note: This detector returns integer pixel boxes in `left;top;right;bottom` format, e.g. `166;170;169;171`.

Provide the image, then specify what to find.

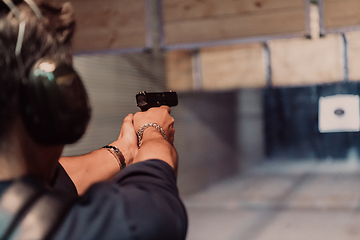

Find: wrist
137;122;167;148
102;145;126;170
142;127;166;141
109;140;136;166
134;136;178;172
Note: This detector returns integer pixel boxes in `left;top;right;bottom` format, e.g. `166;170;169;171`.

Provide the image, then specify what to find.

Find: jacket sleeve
53;159;188;240
51;163;78;196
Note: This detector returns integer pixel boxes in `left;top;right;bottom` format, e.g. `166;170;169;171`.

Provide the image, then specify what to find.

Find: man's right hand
132;106;178;173
133;106;175;145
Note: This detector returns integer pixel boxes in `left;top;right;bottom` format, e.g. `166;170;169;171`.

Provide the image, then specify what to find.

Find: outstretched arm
54;106;187;240
58;105;177;195
58;114;138;195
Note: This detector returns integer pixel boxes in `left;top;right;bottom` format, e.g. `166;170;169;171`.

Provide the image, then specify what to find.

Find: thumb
123;114;134;125
119;114;134;138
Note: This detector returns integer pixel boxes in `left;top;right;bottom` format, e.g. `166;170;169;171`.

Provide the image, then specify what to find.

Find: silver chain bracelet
137;122;167;148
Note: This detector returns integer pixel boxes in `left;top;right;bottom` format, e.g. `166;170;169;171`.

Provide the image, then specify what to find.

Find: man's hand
111;114;138;166
133;106;175;145
133;106;178;173
59;114;139;195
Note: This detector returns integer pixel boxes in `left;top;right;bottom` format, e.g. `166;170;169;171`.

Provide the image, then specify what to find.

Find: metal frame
145;0;153;49
158;0;312;51
304;0;312;38
74;47;150;56
192;50;203;90
263;42;272;87
341;33;349;82
157;0;165;49
318;0;325;36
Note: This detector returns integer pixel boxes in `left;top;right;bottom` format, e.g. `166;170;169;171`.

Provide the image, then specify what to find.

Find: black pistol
136;91;178;111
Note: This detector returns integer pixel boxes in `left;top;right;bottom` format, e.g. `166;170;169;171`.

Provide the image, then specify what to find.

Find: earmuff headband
3;0;91;144
1;0;41;17
1;0;41;84
23;0;42;18
2;0;20;17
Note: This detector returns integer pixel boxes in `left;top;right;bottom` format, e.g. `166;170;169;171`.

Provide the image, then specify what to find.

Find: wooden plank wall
57;0;147;53
166;43;267;91
201;43;267;89
270;3;343;86
165;4;360;90
321;0;360;32
347;31;360;81
269;35;343;86
321;0;360;82
161;0;307;46
166;51;194;91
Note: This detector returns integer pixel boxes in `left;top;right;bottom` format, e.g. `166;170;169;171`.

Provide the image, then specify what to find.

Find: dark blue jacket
0;160;188;240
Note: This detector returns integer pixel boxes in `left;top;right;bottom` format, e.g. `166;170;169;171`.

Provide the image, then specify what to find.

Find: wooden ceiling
320;0;360;34
56;0;360;53
57;0;148;53
161;0;309;48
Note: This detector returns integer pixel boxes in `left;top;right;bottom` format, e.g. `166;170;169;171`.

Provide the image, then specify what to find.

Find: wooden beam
163;0;304;22
270;35;344;86
347;31;360;81
166;51;194;91
201;43;267;89
58;0;147;53
161;0;307;46
322;0;360;31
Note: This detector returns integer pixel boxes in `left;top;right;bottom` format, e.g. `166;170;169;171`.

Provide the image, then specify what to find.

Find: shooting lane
163;0;310;194
59;0;360;239
164;0;360;240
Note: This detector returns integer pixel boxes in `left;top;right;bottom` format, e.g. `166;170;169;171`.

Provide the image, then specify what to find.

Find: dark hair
0;0;75;139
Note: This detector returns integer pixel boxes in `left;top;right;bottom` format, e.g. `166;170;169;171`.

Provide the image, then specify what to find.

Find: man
0;0;187;239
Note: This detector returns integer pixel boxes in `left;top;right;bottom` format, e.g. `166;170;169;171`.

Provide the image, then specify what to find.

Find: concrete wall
237;89;264;170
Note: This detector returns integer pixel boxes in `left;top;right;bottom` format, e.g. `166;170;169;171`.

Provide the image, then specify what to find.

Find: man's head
0;0;76;141
0;0;90;145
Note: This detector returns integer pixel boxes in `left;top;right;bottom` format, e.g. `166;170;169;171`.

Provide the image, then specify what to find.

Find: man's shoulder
0;178;75;240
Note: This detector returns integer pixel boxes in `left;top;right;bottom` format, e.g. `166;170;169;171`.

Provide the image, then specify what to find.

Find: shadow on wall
173;89;265;196
173;91;239;196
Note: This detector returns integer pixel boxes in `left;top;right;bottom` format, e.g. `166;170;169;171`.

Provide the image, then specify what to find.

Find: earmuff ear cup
20;59;91;144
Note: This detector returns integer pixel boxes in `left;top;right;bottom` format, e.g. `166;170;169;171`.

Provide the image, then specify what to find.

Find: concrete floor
183;159;360;240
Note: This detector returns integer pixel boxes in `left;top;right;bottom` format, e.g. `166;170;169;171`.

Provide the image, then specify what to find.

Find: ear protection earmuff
2;0;91;144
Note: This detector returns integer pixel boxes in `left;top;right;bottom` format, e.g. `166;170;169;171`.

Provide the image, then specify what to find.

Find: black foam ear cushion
20;58;91;144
